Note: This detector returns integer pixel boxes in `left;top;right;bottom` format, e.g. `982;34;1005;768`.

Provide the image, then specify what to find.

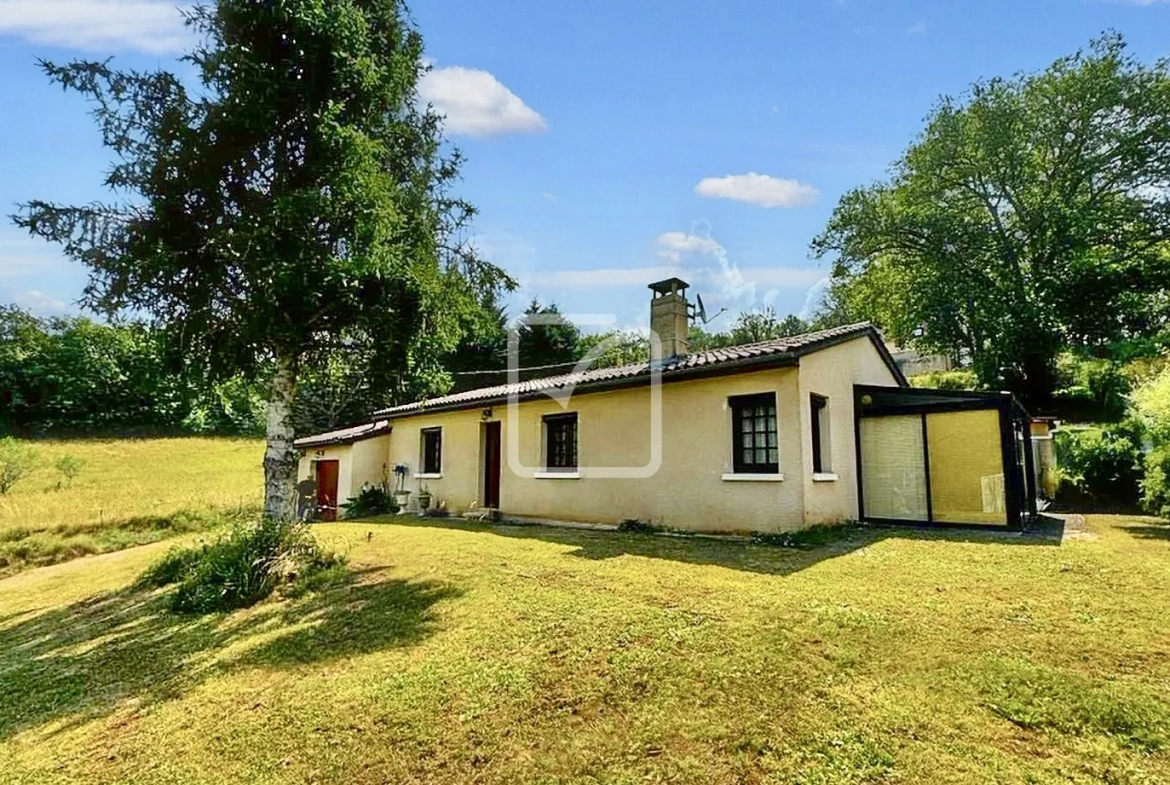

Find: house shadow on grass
0;568;458;741
388;514;1065;578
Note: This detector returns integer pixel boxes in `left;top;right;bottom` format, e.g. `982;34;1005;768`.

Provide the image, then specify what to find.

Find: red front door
483;422;501;509
315;460;339;521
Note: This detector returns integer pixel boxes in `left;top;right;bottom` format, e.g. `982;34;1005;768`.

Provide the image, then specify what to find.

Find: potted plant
392;464;411;512
417;483;433;511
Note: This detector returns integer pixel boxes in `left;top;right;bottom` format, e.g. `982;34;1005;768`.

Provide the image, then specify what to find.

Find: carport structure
854;385;1037;530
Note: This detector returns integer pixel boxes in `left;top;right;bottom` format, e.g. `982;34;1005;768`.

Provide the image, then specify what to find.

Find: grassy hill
1;506;1168;783
0;437;263;576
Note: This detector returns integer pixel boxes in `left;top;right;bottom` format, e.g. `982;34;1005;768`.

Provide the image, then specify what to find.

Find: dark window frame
421;427;443;475
730;393;779;474
543;412;579;472
810;393;829;473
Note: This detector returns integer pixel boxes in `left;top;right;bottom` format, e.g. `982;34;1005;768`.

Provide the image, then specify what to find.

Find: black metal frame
853;384;1035;531
543;412;579;471
730;392;780;475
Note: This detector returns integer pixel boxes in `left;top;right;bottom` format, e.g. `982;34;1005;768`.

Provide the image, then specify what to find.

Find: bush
1052;354;1131;422
0;437;39;494
340;485;395;519
54;454;84;489
617;519;662;534
1054;426;1143;507
139;518;344;613
1140;446;1170;519
752;522;861;549
908;369;979;390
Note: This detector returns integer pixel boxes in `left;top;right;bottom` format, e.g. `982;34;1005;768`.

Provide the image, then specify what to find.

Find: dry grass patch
0;437;263;575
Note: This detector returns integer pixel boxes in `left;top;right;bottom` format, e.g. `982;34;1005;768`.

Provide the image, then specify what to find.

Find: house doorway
315;460;339;521
482;421;501;509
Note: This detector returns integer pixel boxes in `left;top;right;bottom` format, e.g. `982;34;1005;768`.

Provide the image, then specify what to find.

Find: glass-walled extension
854;385;1036;529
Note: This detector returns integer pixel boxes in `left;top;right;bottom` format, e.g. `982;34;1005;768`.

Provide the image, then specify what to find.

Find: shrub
1130;364;1170;444
1054;426;1142;507
1140;446;1170;519
54;454;84;489
140;518;345;613
617;519;662;534
908;369;979;390
340;485;395;519
0;437;39;494
1052;354;1131;422
752;522;861;549
136;544;206;588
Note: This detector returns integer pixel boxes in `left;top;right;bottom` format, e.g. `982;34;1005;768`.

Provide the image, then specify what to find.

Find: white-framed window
810;393;831;474
730;392;779;474
420;427;442;475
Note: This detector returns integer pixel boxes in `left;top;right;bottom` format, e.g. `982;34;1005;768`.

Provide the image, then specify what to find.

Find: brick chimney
649;278;690;360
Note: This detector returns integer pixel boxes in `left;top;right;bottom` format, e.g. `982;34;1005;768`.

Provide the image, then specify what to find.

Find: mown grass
1;509;1168;784
0;437;263;575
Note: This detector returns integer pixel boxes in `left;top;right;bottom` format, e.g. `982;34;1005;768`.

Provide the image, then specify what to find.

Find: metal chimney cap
648;277;690;296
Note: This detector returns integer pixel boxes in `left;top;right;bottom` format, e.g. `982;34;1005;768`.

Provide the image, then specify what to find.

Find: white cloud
541;191;557;201
739;267;829;289
694;173;820;208
419;65;547;137
655;227;754;307
0;1;190;53
14;289;70;316
523;266;680;289
654;231;725;260
799;277;832;320
906;21;928;34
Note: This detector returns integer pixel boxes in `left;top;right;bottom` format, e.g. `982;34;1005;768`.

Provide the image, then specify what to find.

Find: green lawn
1;511;1168;784
0;437;264;576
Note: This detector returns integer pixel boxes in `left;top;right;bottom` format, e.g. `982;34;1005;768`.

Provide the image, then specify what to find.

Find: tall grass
0;437;263;575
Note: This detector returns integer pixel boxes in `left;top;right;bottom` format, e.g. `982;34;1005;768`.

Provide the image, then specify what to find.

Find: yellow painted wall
296;435;390;506
298;335;903;532
387;367;805;532
926;409;1007;525
796;336;902;526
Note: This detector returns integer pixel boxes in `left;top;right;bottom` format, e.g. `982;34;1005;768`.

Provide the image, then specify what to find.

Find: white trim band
812;472;839;482
534;471;581;480
721;473;784;482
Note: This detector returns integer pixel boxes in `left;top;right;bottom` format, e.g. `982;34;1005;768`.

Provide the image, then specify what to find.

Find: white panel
860;415;929;521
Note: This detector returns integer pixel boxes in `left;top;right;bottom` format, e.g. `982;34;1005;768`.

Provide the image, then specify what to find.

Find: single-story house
296;278;1037;531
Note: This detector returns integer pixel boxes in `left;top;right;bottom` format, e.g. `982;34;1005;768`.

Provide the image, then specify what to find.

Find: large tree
813;34;1170;403
15;1;510;519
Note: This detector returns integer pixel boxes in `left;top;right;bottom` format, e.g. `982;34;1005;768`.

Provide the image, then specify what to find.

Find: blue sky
1;0;1169;331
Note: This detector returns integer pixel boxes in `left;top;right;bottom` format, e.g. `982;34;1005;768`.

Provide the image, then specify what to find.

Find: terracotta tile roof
294;419;392;448
374;322;897;418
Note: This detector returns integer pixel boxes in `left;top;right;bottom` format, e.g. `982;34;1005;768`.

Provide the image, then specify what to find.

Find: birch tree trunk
263;353;300;522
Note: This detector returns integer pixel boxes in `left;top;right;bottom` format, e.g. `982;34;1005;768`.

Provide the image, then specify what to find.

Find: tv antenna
692;293;727;326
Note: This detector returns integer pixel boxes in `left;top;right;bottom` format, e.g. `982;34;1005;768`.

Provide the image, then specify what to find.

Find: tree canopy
15;1;511;519
813;34;1170;404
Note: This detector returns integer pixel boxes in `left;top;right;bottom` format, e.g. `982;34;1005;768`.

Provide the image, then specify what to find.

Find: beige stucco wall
297;335;902;532
297;435;390;505
386;366;805;532
795;336;902;526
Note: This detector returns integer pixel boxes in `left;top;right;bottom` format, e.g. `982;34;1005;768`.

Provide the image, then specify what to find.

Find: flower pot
393;490;412;513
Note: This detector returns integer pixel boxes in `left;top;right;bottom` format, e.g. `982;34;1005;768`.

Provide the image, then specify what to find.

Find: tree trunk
263;352;300;522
